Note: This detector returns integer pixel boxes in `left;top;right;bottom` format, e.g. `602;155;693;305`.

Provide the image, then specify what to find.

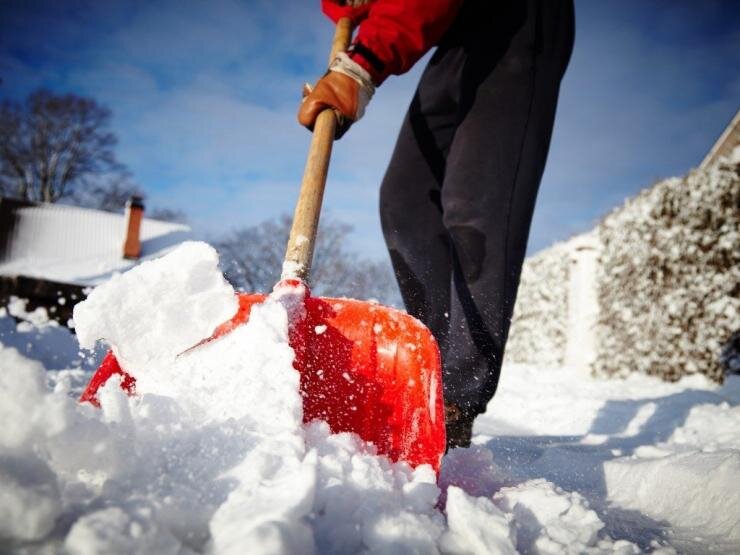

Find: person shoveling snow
4;2;740;553
299;0;574;448
84;0;574;467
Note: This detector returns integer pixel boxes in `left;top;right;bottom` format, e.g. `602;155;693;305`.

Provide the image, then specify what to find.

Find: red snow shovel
80;18;446;472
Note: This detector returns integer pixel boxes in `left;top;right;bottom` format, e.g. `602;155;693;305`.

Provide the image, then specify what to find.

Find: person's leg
379;47;467;351
441;0;575;421
380;0;531;358
382;0;575;447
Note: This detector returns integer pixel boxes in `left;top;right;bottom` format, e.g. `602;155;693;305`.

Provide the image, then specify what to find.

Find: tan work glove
298;52;375;139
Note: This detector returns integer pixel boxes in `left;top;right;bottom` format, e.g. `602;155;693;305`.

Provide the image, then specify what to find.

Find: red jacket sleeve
322;1;372;25
348;0;464;85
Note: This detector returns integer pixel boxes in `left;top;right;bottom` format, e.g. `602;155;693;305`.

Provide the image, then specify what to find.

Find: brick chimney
122;195;144;259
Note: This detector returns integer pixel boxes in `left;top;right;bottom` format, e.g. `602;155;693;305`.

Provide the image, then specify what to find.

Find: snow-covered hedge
595;162;740;382
505;242;569;366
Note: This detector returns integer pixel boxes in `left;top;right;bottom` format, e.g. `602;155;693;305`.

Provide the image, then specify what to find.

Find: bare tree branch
0;89;124;203
215;215;401;306
69;173;144;212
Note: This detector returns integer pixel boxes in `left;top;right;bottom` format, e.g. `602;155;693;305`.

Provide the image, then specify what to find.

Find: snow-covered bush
595;161;740;382
505;243;569;366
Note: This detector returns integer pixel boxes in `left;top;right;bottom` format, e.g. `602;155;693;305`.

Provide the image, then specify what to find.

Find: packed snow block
604;450;740;542
494;478;610;555
595;162;740;383
73;241;238;371
441;486;517;554
670;401;740;449
505;243;569;367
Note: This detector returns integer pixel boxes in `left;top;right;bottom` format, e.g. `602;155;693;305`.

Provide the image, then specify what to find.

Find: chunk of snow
495;479;607;554
0;455;62;542
73;241;238;372
280;260;304;280
7;296;52;328
441;486;517;554
608;451;740;542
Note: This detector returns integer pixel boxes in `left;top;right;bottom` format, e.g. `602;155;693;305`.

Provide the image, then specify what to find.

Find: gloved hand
298;52;375;139
322;0;374;24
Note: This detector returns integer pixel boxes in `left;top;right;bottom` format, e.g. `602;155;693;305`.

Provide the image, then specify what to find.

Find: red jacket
322;0;464;84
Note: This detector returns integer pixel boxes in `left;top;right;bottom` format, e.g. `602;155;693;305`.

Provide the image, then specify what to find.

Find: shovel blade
80;292;446;471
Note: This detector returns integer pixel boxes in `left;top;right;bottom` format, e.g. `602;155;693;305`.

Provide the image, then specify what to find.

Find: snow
475;365;740;553
1;241;739;554
281;260;305;280
73;241;238;372
0;201;191;286
0;297;105;378
441;487;516;554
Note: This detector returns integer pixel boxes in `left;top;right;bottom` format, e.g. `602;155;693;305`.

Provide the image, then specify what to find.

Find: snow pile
595;161;740;382
494;479;629;555
479;363;740;553
0;241;653;554
505;242;569;367
604;400;740;543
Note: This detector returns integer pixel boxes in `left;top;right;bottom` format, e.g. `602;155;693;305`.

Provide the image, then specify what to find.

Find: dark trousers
380;0;574;416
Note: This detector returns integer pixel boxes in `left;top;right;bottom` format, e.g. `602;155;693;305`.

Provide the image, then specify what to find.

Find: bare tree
216;216;289;293
0;90;186;221
148;207;188;223
216;215;401;306
0;89;123;203
69;173;145;212
66;173;187;221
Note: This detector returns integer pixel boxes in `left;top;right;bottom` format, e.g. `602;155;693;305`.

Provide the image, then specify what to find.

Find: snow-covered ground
471;367;740;554
1;242;738;554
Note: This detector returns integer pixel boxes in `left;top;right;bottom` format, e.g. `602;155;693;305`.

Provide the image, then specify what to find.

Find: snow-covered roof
700;109;740;170
0;198;191;286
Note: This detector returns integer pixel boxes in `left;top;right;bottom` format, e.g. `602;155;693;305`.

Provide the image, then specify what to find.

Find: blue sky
1;0;738;259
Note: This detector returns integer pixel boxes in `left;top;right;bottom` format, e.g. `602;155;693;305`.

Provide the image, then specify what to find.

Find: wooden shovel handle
283;17;353;282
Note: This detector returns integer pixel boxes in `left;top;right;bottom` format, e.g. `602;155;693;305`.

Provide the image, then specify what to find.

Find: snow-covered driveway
1;242;738;554
464;365;740;554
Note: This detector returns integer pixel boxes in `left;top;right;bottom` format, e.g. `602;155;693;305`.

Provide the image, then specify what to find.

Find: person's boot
444;403;474;451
